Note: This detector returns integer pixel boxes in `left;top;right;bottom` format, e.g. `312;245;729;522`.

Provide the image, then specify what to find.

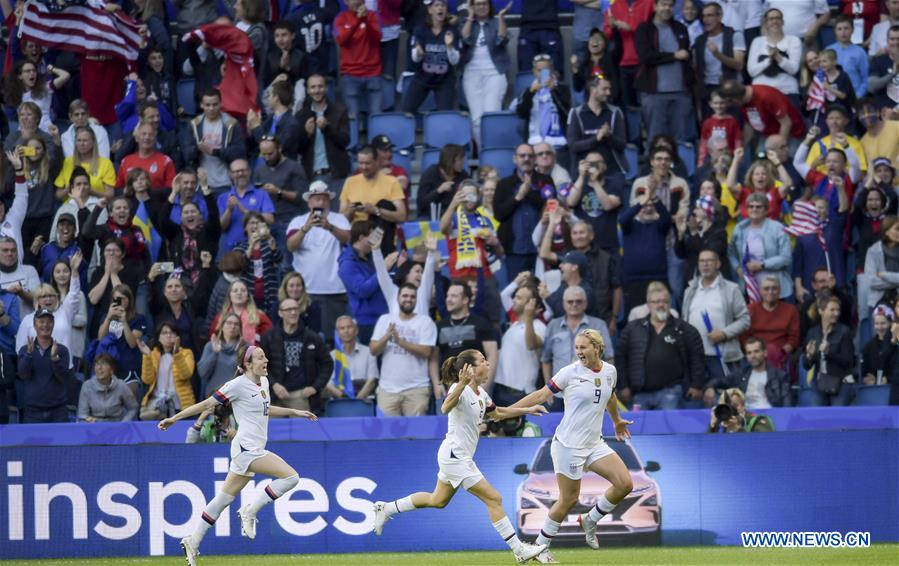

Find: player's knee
433;497;450;509
616;474;633;495
487;491;503;509
281;474;300;491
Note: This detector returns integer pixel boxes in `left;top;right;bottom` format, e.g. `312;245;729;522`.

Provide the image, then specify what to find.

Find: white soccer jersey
548;361;617;450
443;382;496;460
213;374;271;455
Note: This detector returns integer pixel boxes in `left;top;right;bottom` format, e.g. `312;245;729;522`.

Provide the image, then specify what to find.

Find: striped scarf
454;207;481;269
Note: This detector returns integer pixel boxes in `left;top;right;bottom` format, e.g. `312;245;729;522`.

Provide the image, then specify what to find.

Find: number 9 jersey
547;361;617;450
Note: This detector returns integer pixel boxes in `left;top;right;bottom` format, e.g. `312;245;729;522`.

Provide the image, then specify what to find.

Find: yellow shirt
339;173;405;222
861;120;899;166
54;157;116;194
805;134;868;174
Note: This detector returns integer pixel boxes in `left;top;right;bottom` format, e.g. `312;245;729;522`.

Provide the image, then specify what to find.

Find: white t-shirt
745;369;772;409
372;313;438;393
287;212;351;294
549;361;617;450
869;20;898;57
467;27;496;73
214;374;271;454
495;319;547;393
0;265;41;315
200;118;230;188
444;382;495;460
766;0;828;39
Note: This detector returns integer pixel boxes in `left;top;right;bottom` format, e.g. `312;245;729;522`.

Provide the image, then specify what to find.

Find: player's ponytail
440;349;482;386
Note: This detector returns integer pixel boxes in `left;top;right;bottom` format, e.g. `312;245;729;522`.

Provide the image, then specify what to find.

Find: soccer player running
157;344;317;566
372;349;548;563
510;329;633;563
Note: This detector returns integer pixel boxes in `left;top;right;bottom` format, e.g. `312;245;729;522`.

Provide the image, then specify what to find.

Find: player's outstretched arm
507;387;555;410
488;404;548;421
158;397;218;430
606;392;633;441
268;406;318;420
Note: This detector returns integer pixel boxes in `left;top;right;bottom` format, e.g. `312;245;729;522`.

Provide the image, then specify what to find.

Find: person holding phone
234;213;282;318
514;53;570;149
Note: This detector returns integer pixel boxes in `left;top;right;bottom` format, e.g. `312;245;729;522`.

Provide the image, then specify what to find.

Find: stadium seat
855;385;891;406
400;74;436;114
625;144;639;181
479;147;516;178
423;111;472;149
625;106;641;145
177;79;196;117
513;71;534;100
798;388;826;407
678;142;696;178
392;149;412;176
480;111;523;150
421;147;441;171
349;117;359;151
325;399;376;418
368;112;416;151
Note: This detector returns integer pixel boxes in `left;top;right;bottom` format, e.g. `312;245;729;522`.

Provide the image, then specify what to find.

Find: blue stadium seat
625;106;641;145
325;399;376;417
349;118;359;151
400;74;436;114
480;111;523;150
423;111;472;149
421;147;441;171
392;150;412;176
798;388;826;407
479;147;516;178
514;71;534;100
855;385;891;406
177;79;196;117
368;112;416;151
381;77;396;111
625;144;639;181
678;142;696;178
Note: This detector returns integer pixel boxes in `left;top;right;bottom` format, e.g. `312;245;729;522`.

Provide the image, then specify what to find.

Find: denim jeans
640;92;696;144
633;383;683;410
341;75;383;121
517;28;564;74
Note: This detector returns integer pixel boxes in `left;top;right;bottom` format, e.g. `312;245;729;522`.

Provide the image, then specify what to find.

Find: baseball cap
34;308;54;320
57;213;76;226
560;251;588;272
371;134;393;151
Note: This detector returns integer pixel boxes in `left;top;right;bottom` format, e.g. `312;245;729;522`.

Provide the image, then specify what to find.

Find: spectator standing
605;0;654;107
571;27;619;100
766;0;830;45
544;249;598;318
248;81;302;161
674;197;729;289
729;193;793;300
432;280;498;386
867;26;899;113
571;2;605;61
800;267;853;339
514;54;571;149
76;354;138;422
565;151;625;253
418;144;470;218
566;75;628;189
217;159;276;250
184;90;247;194
335;0;383;122
261;297;333;413
327;315;379;400
635;0;696;143
620;192;672;317
17;308;73;423
369;284;438;416
802;296;855;406
745;276;799;371
460;0;512;146
682;249;750;387
617;285;705;409
403;0;461;112
339;146;407;253
287;0;336;76
493;285;546;406
337;221;389;343
827;15;869;98
694;2;746;109
746;8;802;102
252;137;306;257
518;0;563;72
869;0;899;57
494;144;557;278
263;21;308;86
287;181;351;341
295;74;351;184
861;306;895;386
0;288;21;424
720;79;804;152
60;100;110;159
207;280;273;345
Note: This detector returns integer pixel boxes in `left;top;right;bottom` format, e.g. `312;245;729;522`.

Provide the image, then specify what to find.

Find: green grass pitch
5;545;898;566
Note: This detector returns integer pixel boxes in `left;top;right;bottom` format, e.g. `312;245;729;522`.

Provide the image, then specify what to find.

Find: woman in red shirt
727;147;790;221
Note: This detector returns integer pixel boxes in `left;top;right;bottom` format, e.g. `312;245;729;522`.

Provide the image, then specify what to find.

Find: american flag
784;199;830;274
742;242;761;304
806;68;827;111
19;0;143;62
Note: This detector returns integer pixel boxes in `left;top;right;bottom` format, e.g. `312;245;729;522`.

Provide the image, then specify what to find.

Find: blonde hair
278;271;311;314
743;159;776;190
219;280;261;330
577;329;605;360
74;126;100;176
33;283;59;303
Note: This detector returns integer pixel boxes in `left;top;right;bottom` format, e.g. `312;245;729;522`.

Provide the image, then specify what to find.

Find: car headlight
640;495;658;506
520;498;539;509
631;483;654;495
525;486;551;497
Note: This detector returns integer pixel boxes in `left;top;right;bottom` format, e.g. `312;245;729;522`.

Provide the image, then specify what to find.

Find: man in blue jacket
0;289;21;423
337;221;388;344
16;309;72;424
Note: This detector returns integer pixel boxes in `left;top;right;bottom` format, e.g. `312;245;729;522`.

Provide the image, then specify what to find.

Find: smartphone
312;207;324;218
352;202;363;208
112;297;122;308
159;262;175;273
21;146;36;158
539;68;551;87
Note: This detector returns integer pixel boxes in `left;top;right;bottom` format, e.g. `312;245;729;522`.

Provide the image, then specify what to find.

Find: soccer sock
587;494;616;523
384;495;416;518
248;474;299;515
535;517;560;547
190;492;234;547
492;516;523;552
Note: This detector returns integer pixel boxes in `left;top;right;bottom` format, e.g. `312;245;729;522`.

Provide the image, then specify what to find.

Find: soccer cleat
578;513;599;549
534;549;559;564
237;504;257;540
180;537;199;566
372;501;391;535
515;542;547;563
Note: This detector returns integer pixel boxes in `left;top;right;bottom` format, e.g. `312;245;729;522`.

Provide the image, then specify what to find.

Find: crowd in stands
2;0;899;427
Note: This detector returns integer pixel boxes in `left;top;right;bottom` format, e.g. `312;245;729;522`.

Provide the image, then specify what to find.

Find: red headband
243;345;257;365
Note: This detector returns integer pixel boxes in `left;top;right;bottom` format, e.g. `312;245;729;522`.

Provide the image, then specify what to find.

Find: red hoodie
604;0;655;68
335;10;382;77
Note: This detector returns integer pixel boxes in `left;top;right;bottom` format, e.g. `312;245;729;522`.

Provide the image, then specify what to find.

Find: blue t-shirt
216;186;276;249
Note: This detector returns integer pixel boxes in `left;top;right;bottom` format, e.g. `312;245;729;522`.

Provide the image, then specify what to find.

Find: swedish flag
132;201;162;262
402;220;449;260
333;329;355;398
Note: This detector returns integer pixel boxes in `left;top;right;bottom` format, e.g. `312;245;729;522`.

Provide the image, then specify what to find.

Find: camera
714;403;735;422
112;297;122;308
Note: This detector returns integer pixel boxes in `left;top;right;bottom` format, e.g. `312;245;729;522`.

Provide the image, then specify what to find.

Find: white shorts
230;448;269;477
436;442;484;490
551;438;615;480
